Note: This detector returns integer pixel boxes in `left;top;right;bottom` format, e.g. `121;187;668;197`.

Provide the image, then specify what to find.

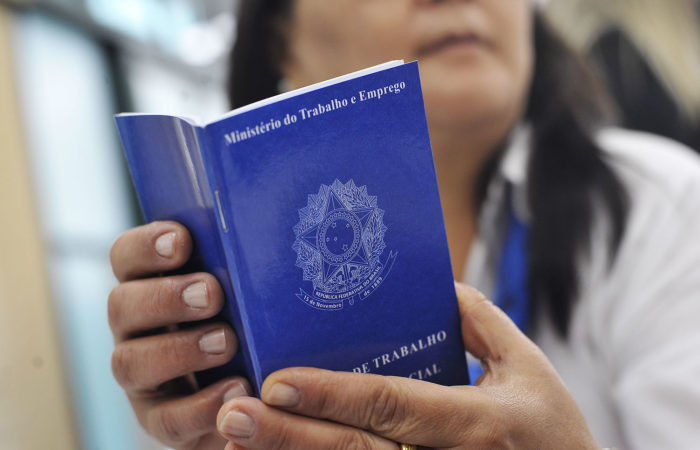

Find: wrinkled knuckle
111;345;136;389
163;334;198;373
367;381;405;434
148;406;188;446
268;420;296;450
314;379;338;418
153;278;177;312
333;431;375;450
470;417;512;450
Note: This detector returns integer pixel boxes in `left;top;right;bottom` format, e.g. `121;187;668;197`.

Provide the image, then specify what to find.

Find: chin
420;64;529;133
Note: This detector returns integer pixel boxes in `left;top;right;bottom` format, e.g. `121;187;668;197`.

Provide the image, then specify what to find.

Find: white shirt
464;127;700;450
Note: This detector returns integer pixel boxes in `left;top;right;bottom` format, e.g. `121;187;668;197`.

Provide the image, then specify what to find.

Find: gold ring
399;444;417;450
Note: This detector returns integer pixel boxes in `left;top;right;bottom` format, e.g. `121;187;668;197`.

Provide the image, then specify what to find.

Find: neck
431;124;499;219
429;122;507;278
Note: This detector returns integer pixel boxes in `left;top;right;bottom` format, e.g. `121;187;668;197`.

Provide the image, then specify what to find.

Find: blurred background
0;0;697;449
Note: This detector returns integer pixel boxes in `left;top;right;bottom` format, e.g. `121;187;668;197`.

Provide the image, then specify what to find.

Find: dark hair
522;14;628;337
228;2;629;339
228;0;293;108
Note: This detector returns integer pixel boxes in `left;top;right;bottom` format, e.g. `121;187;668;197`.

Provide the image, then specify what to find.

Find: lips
417;32;489;58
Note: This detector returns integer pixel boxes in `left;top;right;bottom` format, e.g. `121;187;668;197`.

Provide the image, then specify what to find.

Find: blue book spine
115;116;256;389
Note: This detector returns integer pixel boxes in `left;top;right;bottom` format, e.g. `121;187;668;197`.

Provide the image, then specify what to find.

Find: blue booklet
116;61;469;395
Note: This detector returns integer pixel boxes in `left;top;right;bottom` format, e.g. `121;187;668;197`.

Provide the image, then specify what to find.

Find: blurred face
282;0;534;137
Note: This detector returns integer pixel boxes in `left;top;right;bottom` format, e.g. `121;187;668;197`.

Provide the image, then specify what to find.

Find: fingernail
155;232;176;257
183;282;209;309
223;383;250;403
264;383;300;407
220;411;255;439
199;329;226;355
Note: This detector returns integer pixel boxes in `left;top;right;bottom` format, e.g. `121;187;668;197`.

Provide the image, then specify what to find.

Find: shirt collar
464;125;532;287
494;124;532;223
500;124;531;187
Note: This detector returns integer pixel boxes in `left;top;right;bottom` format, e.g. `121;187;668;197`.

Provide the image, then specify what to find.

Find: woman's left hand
216;283;599;450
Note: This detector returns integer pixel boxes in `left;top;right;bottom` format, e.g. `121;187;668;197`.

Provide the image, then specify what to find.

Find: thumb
454;282;532;366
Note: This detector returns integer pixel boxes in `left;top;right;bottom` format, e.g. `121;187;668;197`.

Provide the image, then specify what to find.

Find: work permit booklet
115;60;469;395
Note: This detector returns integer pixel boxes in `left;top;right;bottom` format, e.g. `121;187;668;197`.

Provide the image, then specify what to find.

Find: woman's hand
216;283;599;450
109;221;251;450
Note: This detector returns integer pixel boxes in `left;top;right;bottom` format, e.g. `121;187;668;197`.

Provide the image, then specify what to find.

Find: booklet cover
116;61;469;395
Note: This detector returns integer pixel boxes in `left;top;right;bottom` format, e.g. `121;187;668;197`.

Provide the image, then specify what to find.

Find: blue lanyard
468;207;530;382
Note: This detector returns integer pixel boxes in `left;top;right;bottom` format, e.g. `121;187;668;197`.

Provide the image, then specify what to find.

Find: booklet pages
116;61;469;395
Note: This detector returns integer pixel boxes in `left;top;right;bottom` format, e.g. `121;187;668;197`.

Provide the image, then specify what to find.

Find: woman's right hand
108;221;250;449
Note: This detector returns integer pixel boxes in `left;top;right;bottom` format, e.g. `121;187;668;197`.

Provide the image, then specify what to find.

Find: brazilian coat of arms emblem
292;179;397;310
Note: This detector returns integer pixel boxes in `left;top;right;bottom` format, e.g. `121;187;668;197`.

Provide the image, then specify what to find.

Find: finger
260;368;486;447
112;323;237;392
110;221;192;282
108;272;225;341
217;396;398;450
136;377;251;449
197;433;230;450
455;282;535;364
